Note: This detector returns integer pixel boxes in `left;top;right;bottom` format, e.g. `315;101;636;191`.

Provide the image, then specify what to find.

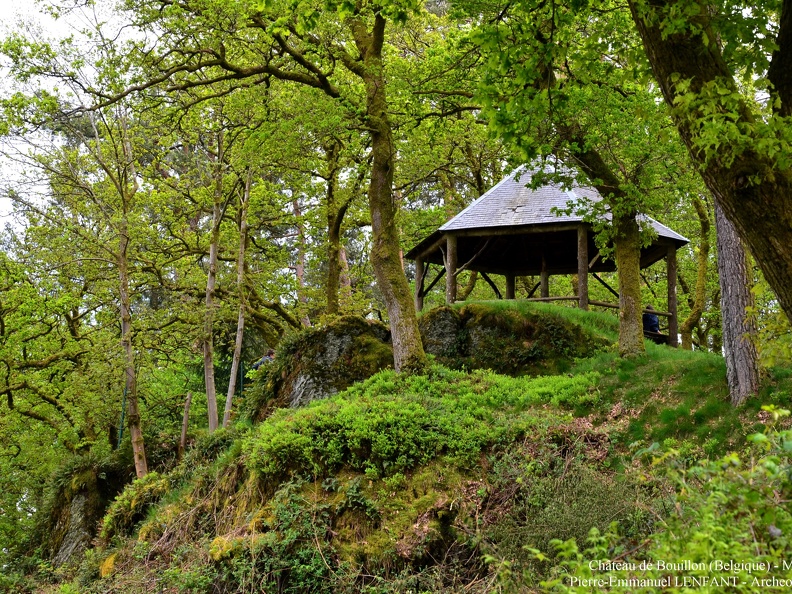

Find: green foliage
178;426;240;471
244;365;598;484
752;277;792;367
100;472;172;541
489;458;653;584
212;479;336;593
531;409;792;592
0;570;37;594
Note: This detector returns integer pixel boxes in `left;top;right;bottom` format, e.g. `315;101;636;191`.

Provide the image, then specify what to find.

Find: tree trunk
223;171;250;428
203;132;223;433
339;245;352;301
116;119;147;478
577;226;589;310
628;0;792;325
119;214;147;478
558;135;645;357
325;142;343;316
458;271;478;300
350;15;426;372
715;201;759;406
615;212;645;357
327;216;341;317
680;196;711;350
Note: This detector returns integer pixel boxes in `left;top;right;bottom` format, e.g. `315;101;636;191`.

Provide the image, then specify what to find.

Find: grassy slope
28;302;792;594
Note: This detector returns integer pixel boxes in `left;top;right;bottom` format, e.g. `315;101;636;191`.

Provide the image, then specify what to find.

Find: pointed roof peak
437;165;688;245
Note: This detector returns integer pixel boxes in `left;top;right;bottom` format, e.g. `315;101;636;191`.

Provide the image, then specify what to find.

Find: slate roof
438;164;689;244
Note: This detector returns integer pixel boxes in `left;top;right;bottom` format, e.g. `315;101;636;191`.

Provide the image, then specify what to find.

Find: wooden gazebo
405;165;689;346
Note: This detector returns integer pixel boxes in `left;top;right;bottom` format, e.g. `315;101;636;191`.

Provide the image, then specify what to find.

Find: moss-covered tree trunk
558;135;645;357
614;211;645;357
203;131;223;433
628;0;792;325
458;271;478;300
680;195;711;350
350;15;426;372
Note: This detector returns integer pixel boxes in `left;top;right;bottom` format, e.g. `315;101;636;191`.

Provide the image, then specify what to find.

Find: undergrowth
528;407;792;593
24;303;792;594
243;366;600;484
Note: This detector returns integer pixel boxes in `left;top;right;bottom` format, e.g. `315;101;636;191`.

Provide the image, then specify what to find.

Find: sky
0;0;82;222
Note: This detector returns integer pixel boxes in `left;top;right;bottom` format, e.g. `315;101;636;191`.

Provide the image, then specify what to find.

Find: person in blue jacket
252;349;275;370
642;305;660;333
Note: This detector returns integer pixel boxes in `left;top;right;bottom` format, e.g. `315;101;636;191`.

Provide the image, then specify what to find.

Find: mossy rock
421;302;608;375
246;304;608;420
418;306;465;360
100;471;172;541
245;316;394;419
37;455;130;567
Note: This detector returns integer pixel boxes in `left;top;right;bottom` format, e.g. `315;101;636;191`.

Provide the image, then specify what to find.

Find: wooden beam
505;273;516;299
524;296;579;302
445;234;458;304
667;245;679;347
589;300;673;317
577;226;589;310
449;223;581;238
422;266;445;298
592;273;620;299
480;271;502;299
414;257;425;312
412;234;448;262
541;253;549;298
527;281;541;298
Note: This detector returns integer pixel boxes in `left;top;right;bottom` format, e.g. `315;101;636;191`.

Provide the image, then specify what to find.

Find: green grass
568;336;792;454
432;299;792;455
451;299;620;343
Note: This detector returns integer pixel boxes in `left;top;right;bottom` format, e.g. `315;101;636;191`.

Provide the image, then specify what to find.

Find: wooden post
541;253;549;298
505;273;516;299
445;234;457;304
667;245;679;347
414;257;425;312
577;226;589;310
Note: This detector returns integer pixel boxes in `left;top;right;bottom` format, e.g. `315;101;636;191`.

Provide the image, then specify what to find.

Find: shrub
530;407;792;592
100;472;172;540
244;366;600;485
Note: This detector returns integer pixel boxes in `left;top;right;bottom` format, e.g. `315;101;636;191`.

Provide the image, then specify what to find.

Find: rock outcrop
245;316;393;420
244;303;608;420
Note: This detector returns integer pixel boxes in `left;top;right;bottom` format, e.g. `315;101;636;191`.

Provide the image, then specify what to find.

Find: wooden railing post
445;234;457;304
414;257;425;311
